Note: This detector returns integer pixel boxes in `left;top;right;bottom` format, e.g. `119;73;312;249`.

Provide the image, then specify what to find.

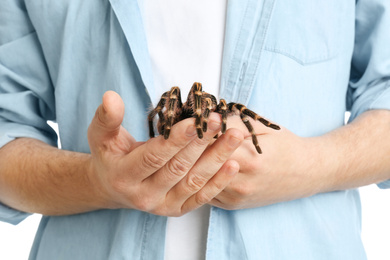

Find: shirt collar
109;0;155;102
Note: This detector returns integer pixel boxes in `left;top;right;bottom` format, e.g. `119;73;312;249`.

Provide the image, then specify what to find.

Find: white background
1;119;390;259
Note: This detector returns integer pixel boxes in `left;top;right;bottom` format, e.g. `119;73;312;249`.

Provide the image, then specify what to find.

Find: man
1;1;389;259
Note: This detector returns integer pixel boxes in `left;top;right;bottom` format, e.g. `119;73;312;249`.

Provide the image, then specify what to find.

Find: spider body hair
148;82;280;154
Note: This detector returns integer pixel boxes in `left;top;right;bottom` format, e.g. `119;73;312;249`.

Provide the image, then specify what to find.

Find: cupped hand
210;115;323;210
87;91;244;216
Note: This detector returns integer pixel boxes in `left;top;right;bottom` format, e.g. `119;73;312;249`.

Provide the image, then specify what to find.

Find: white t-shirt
140;1;227;259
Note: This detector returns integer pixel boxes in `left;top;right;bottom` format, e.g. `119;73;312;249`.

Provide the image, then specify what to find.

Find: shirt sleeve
347;0;390;189
0;1;57;223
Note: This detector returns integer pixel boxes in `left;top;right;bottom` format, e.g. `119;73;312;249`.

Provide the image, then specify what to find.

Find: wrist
86;155;118;210
294;135;340;196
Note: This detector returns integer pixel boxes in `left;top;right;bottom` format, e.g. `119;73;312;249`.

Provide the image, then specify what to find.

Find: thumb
88;91;125;148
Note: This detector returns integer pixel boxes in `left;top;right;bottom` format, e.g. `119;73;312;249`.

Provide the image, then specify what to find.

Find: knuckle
186;174;208;192
211;152;227;165
195;191;212;206
166;156;192;178
142;152;166;169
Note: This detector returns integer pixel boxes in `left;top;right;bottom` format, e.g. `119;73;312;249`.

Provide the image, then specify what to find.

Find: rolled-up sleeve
347;0;390;189
0;1;57;223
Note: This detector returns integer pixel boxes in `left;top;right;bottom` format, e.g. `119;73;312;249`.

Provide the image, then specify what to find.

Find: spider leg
240;113;262;154
228;103;281;154
202;97;213;132
148;92;168;138
201;94;217;133
164;86;182;139
229;102;262;154
228;103;280;130
192;82;204;138
216;99;228;134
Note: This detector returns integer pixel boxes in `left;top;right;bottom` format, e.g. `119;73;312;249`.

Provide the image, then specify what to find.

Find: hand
210;115;321;210
87;91;244;216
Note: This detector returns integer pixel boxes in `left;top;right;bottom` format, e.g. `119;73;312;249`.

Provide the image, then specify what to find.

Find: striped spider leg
191;82;205;138
148;86;183;139
227;103;281;153
216;99;228;134
201;94;218;133
182;82;225;139
148;92;167;138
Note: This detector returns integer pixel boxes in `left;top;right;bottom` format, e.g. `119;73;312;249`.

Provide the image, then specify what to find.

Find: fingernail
186;125;197;137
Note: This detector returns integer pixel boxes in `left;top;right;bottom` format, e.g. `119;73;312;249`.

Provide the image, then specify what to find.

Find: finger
124;118;198;180
208;187;241;210
180;160;239;214
166;128;244;207
143;113;222;193
88;91;127;151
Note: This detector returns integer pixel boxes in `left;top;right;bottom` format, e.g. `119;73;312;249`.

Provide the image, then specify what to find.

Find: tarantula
148;82;280;154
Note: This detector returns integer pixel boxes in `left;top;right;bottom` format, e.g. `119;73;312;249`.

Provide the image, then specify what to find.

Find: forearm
0;138;103;216
1;91;243;218
314;109;390;192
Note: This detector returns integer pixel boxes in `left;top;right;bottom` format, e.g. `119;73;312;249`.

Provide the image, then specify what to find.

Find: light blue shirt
1;0;390;259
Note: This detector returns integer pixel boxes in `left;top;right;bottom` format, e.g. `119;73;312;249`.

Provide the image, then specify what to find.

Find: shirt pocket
264;1;344;65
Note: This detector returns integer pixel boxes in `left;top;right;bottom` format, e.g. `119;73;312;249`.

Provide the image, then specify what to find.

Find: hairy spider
148;82;280;154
